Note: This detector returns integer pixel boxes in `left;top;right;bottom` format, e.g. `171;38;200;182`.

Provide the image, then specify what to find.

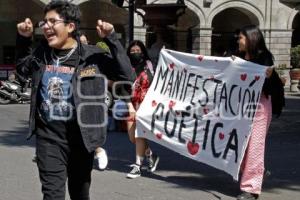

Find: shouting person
16;1;134;199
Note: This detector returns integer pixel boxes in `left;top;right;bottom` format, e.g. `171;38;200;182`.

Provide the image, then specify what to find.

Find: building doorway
292;12;300;47
211;8;259;56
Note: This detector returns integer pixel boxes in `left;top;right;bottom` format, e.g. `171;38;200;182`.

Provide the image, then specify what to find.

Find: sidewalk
0;94;299;200
262;93;300;200
94;93;300;200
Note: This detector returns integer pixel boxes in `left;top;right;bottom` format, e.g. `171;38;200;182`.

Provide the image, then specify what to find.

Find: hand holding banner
136;49;266;180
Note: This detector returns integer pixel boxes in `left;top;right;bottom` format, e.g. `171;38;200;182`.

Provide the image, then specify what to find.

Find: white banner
136;49;267;180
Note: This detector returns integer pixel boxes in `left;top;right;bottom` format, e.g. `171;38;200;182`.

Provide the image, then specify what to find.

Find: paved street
0;94;299;200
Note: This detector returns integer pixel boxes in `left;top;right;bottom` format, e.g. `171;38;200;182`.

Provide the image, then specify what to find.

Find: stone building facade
0;0;299;68
135;0;300;68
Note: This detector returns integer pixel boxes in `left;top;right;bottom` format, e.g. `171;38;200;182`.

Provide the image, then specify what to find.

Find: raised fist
17;18;33;38
96;20;114;38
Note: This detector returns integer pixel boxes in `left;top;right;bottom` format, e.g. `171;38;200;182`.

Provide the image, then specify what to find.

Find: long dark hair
239;25;273;61
127;40;150;61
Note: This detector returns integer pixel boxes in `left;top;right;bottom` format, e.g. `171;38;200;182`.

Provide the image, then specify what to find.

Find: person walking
236;25;285;200
16;1;134;199
125;40;160;179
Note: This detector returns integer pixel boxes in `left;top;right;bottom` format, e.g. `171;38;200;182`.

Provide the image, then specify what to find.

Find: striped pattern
240;95;272;194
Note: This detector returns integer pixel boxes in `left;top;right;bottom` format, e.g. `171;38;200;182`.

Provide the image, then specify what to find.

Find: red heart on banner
203;107;209;114
240;74;247;81
197;55;204;61
152;100;157;107
169;100;176;109
187;141;200;155
255;75;260;81
169;63;175;69
219;132;225;140
156;133;162;140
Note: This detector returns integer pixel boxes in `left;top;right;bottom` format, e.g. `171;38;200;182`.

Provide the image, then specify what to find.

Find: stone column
191;27;212;55
268;29;293;67
123;24;130;47
267;29;293;90
124;25;146;47
133;26;147;44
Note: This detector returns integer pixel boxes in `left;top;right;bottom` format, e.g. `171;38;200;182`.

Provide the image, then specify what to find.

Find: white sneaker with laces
96;149;108;170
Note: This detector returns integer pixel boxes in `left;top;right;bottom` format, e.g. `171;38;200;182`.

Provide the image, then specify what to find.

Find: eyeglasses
38;18;65;28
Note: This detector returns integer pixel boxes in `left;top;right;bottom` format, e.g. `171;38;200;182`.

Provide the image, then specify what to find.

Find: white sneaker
95;149;108;170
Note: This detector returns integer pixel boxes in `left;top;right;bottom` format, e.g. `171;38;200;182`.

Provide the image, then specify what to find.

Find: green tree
291;45;300;68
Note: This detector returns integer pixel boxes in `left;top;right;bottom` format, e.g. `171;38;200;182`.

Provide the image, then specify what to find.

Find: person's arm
103;31;135;82
96;20;135;100
16;18;34;78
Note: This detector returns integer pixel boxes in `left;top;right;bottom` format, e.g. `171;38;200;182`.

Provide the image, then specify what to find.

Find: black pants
36;128;94;200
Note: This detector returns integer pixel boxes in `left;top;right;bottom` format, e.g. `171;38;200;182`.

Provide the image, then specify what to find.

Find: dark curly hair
44;0;81;38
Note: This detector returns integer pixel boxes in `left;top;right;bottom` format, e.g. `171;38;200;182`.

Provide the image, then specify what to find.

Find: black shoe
237;192;259;200
147;154;160;172
126;164;141;179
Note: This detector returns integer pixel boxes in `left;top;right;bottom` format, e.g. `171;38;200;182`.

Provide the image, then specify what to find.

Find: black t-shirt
36;47;79;143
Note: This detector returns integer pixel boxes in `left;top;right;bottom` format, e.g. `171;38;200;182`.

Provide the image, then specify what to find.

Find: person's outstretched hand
96;20;114;38
17;18;33;38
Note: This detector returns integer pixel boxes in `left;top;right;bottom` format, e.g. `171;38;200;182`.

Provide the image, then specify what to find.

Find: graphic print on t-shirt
39;64;75;121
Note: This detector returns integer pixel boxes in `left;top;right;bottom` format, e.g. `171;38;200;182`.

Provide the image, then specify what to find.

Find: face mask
129;52;144;65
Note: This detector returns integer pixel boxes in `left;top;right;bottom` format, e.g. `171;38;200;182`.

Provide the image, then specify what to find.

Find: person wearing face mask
125;40;160;179
129;51;143;65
